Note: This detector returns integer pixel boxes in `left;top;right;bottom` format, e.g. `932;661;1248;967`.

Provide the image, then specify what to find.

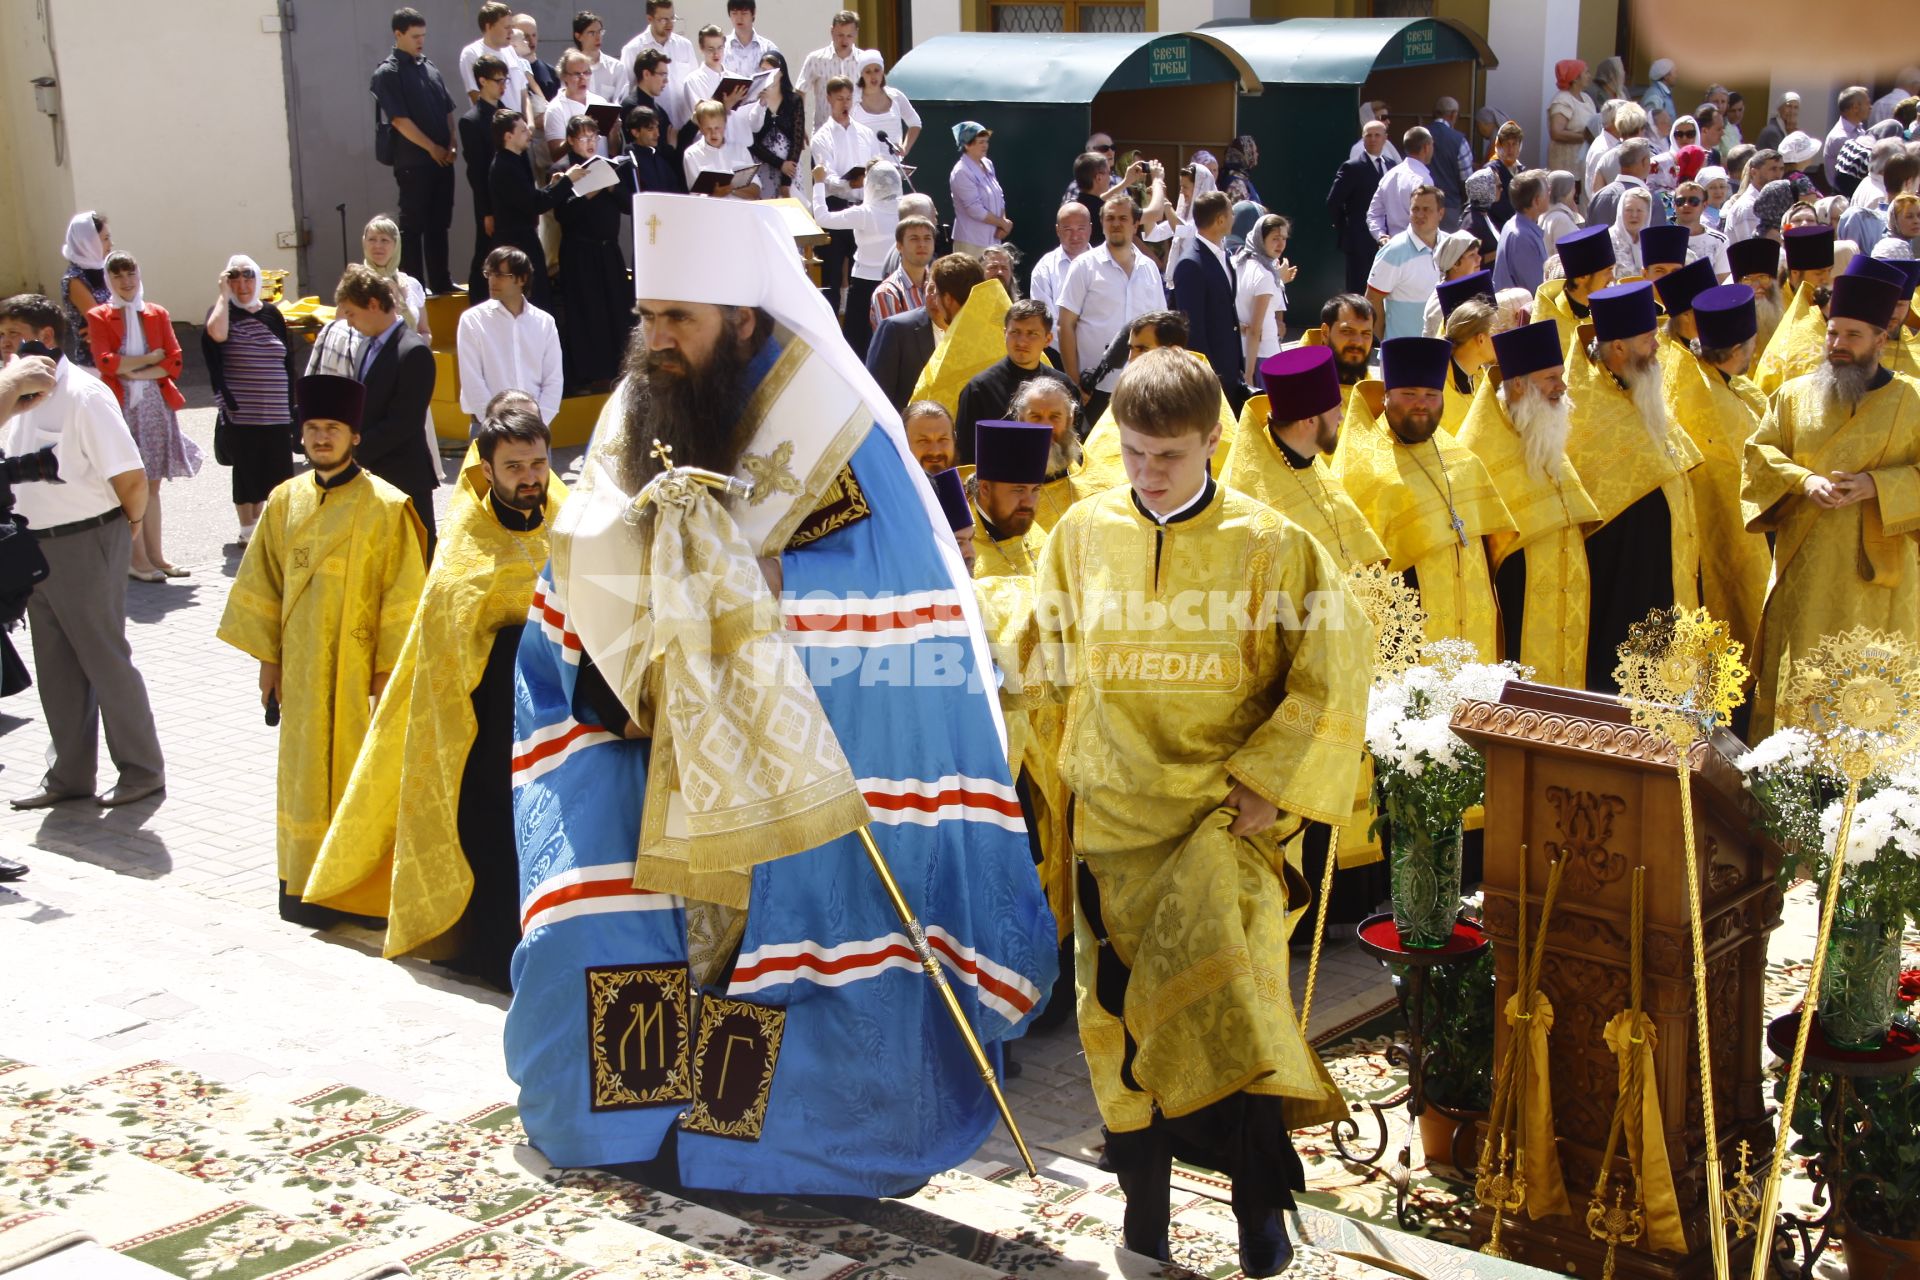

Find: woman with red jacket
87;251;202;581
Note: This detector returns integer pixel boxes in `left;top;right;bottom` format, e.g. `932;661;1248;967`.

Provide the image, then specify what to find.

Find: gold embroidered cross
351;625;373;648
651;440;675;469
646;214;664;245
291;547;309;569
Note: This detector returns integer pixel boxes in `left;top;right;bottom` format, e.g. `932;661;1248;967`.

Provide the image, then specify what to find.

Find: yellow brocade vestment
217;472;427;900
1662;340;1773;667
1742;371;1920;737
1333;384;1515;660
1037;483;1367;1131
1033;460;1094;534
1455;378;1601;685
1220;393;1388;572
1440;364;1480;437
1884;325;1920;379
971;510;1072;942
302;464;568;947
1565;341;1705;609
1753;281;1829;396
909;279;1013;413
1532;279;1586;355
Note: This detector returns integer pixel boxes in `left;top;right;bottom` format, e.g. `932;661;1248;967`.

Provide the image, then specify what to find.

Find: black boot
1106;1127;1173;1261
1233;1195;1294;1276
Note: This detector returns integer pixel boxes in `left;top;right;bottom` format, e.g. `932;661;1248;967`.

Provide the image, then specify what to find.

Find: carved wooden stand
1452;683;1784;1280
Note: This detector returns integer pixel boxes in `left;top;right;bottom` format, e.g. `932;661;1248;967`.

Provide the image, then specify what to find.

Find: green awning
888;31;1260;105
1198;17;1497;85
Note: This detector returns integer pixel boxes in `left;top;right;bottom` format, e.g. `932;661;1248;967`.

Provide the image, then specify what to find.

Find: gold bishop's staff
639;442;1038;1178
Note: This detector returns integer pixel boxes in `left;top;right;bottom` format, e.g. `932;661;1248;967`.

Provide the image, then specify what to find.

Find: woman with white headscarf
58;210;113;367
1609;186;1655;277
810;158;902;359
202;253;297;543
1541;171;1582;253
1421;230;1485;336
1235;212;1297;375
850;51;920;158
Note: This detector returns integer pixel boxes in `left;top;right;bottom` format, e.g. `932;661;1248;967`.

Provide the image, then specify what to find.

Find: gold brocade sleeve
216;485;289;664
376;504;429;676
1740;391;1811;532
1752;283;1828;396
909;279;1012;413
1224;528;1371;827
1871;460;1920;537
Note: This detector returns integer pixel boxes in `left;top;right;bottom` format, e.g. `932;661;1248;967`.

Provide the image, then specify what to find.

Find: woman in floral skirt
88;251;201;580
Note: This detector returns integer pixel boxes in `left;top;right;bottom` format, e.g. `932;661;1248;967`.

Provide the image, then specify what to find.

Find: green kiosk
887;31;1259;282
1200;17;1498;323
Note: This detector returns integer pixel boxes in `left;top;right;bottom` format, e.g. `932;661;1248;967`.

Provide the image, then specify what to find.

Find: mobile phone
15;341;56;361
265;692;280;727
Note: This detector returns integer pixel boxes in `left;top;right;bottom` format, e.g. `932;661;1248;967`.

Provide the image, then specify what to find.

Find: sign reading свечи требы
1148;38;1190;86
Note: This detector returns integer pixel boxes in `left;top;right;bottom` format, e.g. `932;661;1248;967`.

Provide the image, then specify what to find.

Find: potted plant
1739;731;1920;1050
1408;943;1497;1172
1365;639;1520;948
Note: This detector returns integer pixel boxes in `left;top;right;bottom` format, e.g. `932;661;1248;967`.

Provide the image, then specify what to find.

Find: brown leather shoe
10;790;89;811
96;782;165;807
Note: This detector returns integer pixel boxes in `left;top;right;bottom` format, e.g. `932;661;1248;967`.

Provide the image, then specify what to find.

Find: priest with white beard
1455;319;1601;686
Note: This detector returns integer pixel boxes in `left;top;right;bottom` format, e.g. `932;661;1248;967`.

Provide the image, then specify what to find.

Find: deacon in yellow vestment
1564;281;1704;691
1657;270;1774;671
1754;228;1839;395
217;375;426;922
1456;322;1602;687
303;409;567;989
909;277;1012;413
1333;341;1515;662
1036;350;1366;1263
1742;280;1920;738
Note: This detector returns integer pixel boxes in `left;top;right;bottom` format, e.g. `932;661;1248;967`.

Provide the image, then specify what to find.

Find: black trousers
466;208;492;303
818;226;855;314
394;163;456;293
1343;247;1373;295
1221;376;1253;419
843;276;879;359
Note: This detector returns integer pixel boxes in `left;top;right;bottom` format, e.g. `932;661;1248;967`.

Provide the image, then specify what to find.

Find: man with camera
0;294;166;820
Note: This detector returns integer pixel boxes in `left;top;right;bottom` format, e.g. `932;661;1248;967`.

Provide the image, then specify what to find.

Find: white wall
751;1;844;64
1483;0;1578;170
1158;0;1248;32
909;0;964;42
0;1;78;298
44;0;298;315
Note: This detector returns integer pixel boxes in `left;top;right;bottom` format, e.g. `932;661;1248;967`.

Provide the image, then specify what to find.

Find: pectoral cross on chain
1451;511;1467;547
646;214;664;246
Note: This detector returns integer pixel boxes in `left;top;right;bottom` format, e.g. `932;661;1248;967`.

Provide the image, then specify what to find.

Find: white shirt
797;44;874;137
1029;244;1089;336
722;30;778;77
543;92;615;154
1057;242;1167;392
456;299;564;424
810;186;898;281
1348;139;1403;165
1366;155;1433;241
1235;255;1285;360
682;122;758;191
810;117;884;198
1586;129;1622;197
850;87;921;155
5;359;144;529
619;28;696;94
460;39;530;112
1724;187;1762;243
1686;225;1732;280
586;49;630;104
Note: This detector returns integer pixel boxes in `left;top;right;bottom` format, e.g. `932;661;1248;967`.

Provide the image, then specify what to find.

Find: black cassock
446;620;525;991
1582;488;1677;696
553;154;637;389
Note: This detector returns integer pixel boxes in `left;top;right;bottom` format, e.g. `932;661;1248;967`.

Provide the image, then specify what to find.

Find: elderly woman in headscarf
1697;165;1732;229
1609;186;1655;277
1219;134;1262;205
359;215;429;346
1463;167;1502;256
1548;60;1596;178
1753;179;1799;242
1541;170;1582;253
1591;56;1627;105
1421;230;1485;337
202;253;297;544
58;210;113;367
1640;57;1677;122
1223;200;1266;255
811;158;902;358
948;121;1009;258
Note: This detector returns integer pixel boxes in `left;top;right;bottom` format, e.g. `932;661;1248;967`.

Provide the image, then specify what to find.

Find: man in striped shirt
869;215;936;328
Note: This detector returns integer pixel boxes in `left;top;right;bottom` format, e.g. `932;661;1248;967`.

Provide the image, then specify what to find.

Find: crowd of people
0;7;1918;1274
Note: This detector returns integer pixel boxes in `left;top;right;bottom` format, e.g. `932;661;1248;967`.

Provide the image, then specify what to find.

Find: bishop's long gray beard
1619;357;1672;450
1502;385;1572;483
1811;356;1877;417
616;336;759;493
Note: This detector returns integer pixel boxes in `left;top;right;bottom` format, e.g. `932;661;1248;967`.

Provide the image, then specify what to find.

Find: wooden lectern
1451;682;1785;1279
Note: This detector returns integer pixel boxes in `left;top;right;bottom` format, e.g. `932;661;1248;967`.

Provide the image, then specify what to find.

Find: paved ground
0;342;1395;1163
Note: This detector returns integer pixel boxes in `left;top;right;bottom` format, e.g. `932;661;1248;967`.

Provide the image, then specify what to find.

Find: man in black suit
1166;190;1245;411
334;266;441;554
864;254;984;410
1327;120;1393;294
370;7;458;294
619;51;679;172
459;54;508;300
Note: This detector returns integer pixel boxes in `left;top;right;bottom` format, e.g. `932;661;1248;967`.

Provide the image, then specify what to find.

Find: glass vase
1390;822;1464;949
1819;916;1902;1051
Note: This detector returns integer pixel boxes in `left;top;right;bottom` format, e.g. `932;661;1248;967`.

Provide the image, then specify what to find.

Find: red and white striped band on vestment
782;589;971;648
520;861;678;936
729;925;1040;1024
513;718;621;787
528;576;583;665
859;775;1026;834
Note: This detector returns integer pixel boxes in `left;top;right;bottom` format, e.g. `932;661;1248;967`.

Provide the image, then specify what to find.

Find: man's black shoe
0;855;27;882
1237;1208;1294;1277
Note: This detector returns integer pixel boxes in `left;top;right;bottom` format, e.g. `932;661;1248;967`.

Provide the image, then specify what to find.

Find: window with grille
989;3;1147;33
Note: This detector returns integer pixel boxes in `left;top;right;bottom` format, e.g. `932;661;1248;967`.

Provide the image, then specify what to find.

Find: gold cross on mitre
650;440;675;469
646;213;664;245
